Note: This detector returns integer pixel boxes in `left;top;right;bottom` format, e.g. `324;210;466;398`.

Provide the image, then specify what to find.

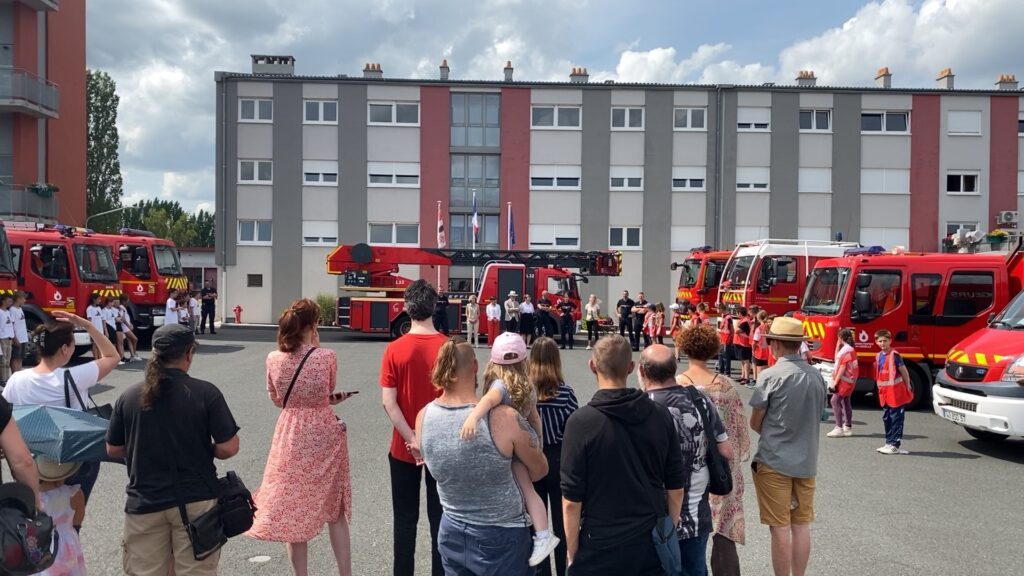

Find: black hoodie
560;387;684;546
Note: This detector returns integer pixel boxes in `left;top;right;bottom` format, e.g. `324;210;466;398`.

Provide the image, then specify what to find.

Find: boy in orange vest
874;329;914;455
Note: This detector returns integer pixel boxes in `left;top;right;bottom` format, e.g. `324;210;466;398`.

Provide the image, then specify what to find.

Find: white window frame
529;165;582;190
367;101;420;126
238;220;272;246
609;166;644;191
737;107;771;132
946;171;981;196
610;106;645;131
736;167;770;191
367;162;420;187
1017;170;1024;195
947;110;982;136
302;220;339;247
239;98;273;123
799;109;831;132
609;226;642;250
673;107;707;131
368;222;420;246
798;167;832;193
529;224;581;250
861;110;910;134
304;99;339;125
303;160;339;186
238;160;273;185
860;168;910;195
671;166;706;191
530;105;582;130
945;221;978;236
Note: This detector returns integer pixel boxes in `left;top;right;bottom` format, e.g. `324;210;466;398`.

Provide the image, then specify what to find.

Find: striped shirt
537;383;579;446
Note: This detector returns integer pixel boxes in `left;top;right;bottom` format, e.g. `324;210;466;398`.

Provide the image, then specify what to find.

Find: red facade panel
988;96;1020;228
47;0;88;225
499;88;530;249
419;85;450;286
909;94;940;251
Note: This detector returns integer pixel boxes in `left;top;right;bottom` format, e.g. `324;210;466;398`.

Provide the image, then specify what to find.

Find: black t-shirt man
106;368;240;514
200;285;217;311
617;298;635;319
557;299;576;318
632;298;650;325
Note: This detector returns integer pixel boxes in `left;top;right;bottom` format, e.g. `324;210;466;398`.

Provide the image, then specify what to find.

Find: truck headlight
1000;355;1024;383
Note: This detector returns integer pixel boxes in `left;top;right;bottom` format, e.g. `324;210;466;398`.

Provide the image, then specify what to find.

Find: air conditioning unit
997;211;1019;225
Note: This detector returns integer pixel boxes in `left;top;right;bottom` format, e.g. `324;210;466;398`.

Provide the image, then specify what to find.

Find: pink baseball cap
490;332;527;365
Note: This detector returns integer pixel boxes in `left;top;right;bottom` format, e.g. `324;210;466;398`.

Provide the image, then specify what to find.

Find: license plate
942;409;966;424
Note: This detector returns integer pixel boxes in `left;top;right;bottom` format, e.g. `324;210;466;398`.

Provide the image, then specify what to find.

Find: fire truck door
496;268;524;307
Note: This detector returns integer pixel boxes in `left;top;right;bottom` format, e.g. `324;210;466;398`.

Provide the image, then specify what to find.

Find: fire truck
93;229;189;334
795;246;1024;409
326;243;621;339
670;247;731;315
5;223;123;352
718;239;860;316
0;223;17;295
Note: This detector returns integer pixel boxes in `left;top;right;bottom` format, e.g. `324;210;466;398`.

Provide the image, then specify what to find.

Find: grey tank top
420;401;528;528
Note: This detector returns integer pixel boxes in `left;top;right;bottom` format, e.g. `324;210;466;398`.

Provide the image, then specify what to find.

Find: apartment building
215;56;1024;324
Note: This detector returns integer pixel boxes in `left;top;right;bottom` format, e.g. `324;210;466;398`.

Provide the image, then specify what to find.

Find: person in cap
485;296;502;347
747;316;825;576
107;322;240;576
36;456;86;574
504;291;521;334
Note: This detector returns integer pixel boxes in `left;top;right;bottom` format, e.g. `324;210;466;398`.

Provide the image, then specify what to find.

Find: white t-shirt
101;306;117;329
10;306;27;343
118;305;133;330
0;308;13;340
3;363;101;410
189;297;200;316
165;298;177;321
178;306;189;322
86;305;104;332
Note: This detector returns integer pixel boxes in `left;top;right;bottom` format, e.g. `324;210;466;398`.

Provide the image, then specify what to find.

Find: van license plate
942;409;966;424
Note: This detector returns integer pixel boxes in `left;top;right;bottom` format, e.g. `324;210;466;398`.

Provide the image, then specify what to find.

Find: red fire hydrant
233;305;243;324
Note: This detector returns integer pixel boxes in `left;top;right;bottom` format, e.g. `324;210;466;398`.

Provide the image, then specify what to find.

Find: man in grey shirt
415;338;548;575
748;317;825;576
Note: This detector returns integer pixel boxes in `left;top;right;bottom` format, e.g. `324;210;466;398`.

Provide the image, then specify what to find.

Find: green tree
121;199;215;248
141;207;196;248
193;209;215;248
86;70;123;233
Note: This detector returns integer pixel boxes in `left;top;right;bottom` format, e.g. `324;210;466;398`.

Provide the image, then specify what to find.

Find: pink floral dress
248;345;352;542
697;376;751;545
38;485;85;576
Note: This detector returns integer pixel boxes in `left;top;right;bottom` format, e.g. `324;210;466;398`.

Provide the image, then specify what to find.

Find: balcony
0;68;59;118
15;0;59;11
0;184;58;222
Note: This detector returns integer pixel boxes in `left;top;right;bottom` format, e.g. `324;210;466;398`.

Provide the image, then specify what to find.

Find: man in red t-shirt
380;279;447;576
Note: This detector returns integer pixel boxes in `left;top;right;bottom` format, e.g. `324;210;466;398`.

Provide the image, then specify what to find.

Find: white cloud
596;44;731;84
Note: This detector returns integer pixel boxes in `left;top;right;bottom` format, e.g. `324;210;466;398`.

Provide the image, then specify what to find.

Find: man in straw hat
747;316;825;576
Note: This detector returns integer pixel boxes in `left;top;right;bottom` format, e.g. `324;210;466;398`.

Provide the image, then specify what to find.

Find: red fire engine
93;229;189;334
326;243;621;338
670;247;731;315
0;223;18;295
795;245;1024;409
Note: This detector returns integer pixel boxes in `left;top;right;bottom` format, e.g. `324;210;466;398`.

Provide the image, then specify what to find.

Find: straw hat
36;457;81;483
763;316;807;342
508;291;518;297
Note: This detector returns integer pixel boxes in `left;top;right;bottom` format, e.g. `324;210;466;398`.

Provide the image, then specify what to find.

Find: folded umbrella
12;405;112;464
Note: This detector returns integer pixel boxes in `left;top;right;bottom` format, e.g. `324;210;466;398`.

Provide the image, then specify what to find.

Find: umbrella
12;405;111;464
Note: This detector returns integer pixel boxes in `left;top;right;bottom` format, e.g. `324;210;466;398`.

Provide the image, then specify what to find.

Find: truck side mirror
856;273;873;290
853;290;873;317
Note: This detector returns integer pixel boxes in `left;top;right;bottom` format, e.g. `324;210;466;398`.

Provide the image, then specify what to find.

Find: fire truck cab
670;247;731;315
718;239;860;316
797;247;1022;409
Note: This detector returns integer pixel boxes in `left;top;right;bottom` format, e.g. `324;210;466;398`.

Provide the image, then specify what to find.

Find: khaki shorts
123;499;220;576
751;462;815;526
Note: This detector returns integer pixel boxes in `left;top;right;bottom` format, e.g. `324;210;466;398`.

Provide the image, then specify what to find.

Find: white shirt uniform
0;308;14;340
87;305;104;332
165;298;177;322
10;306;27;343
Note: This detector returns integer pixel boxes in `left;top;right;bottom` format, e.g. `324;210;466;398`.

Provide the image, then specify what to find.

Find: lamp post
84;205;140;230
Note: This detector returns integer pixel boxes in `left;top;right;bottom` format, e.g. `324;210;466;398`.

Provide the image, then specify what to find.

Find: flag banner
507;204;515;247
437;202;446;248
471;191;479;242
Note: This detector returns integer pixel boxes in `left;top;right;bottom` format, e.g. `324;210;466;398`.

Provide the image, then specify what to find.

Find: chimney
251;54;295;75
440;59;450;81
875;67;892;89
503;61;514;82
363;62;383;79
996;74;1019;91
570;67;589;83
795;70;816;87
936;67;954;90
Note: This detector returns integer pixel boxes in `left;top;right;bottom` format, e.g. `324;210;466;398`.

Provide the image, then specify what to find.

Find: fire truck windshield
72;244;118;283
704;260;725;288
990;290;1024;329
801;267;850;315
723;256;754;287
678;259;701;288
152;245;183;276
0;228;14;278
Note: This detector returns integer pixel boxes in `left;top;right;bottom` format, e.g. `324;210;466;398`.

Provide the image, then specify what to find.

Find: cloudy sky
85;0;1024;215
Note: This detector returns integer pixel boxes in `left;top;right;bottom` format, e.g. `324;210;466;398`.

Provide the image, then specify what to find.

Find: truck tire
390;315;412;340
905;363;930;411
964;428;1009;443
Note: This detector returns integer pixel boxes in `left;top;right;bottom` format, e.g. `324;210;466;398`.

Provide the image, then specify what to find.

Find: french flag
437;202;446;248
471;190;479;241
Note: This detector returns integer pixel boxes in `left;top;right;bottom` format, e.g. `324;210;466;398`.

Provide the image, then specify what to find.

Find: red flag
437;203;446;248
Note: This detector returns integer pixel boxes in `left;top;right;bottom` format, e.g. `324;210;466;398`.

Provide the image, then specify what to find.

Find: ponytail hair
430;337;474;391
141;334;194;410
277;299;320;353
31;323;74;359
838;328;855;347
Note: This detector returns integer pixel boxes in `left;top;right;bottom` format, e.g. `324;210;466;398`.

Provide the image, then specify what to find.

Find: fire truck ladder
726;238;861;292
425;248;621;275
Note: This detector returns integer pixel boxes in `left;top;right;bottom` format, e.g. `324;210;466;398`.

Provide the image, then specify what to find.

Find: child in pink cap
459;331;560;566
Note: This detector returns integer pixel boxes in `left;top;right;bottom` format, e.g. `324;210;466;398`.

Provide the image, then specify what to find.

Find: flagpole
471;202;477;294
437;200;442;290
507;201;512;249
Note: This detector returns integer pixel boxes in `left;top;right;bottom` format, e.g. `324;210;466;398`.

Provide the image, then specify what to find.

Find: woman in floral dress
248;299;353;576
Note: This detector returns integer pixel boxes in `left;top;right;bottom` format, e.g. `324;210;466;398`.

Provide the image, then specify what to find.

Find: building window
450;155;499;208
368;223;419;246
947;110;981;135
239;98;272;122
531;105;581;129
529;224;581;250
609;227;642;250
672;166;706;191
246;274;263;288
302;221;339;246
737;107;770;131
736;167;770;191
860;168;910;194
611;107;644;130
304;100;338;124
451;93;500;147
861;111;909;133
798;167;832;193
945;222;978;236
238;220;272;245
1018;170;1024;195
239;160;272;184
609;166;643;190
673;107;706;131
367;101;419;126
450;214;499;248
367;162;420;187
302;160;338;186
1018;113;1023;135
946;171;980;195
530;165;581;190
799;109;831;131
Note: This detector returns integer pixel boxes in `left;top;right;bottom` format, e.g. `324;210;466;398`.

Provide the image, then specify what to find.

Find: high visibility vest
717;314;733;345
834;345;859;397
734;318;752;348
875;351;913;407
752;326;769;360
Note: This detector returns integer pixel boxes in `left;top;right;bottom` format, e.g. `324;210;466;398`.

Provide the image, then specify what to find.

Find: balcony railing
0;184;58;222
0;68;59;118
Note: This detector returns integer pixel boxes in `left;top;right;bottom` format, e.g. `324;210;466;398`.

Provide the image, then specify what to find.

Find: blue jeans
438;513;531;576
716;345;733;376
679;532;710;576
882;406;906;448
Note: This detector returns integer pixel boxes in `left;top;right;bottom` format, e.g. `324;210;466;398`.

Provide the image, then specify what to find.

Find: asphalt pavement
36;328;1024;575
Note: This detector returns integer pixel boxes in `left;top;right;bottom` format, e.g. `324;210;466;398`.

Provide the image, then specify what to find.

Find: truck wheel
964;428;1009;443
905;364;930;411
391;316;412;339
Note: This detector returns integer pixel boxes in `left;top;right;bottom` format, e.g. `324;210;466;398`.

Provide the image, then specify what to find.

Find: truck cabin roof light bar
843;246;887;257
118;228;156;238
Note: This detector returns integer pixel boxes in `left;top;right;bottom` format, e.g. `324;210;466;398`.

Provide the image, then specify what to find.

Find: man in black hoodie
561;335;685;575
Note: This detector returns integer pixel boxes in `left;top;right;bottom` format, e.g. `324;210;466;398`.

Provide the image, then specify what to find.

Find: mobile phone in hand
331;391;359;401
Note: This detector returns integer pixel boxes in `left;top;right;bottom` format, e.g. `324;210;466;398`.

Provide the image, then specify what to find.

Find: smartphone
331;391;359;401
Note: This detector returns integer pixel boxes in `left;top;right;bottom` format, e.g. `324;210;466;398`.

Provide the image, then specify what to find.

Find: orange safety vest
734;317;752;348
717;314;733;345
834;345;859;397
752;325;769;360
875;350;913;408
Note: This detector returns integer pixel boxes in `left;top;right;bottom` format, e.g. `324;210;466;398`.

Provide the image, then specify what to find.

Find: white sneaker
877;444;898;455
826;427;844;438
529;534;560;567
895;447;910;455
842;426;853;437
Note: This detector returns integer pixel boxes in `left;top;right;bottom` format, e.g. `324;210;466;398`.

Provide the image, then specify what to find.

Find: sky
85;0;1024;215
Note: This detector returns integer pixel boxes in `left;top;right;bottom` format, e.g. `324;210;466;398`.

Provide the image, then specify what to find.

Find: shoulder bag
682;383;733;496
64;370;113;420
282;347;317;408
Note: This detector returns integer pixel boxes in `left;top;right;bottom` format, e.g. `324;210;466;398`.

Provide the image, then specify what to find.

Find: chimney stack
363;62;383;79
504;61;514;82
795;70;817;87
875;67;892;89
251;54;295;75
570;67;589;83
936;67;954;90
996;74;1019;91
440;59;450;81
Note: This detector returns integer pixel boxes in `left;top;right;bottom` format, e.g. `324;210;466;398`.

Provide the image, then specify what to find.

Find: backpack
0;482;58;575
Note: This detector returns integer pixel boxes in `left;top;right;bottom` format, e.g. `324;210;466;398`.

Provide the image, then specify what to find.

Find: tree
120;199;215;248
86;70;124;233
193;209;215;248
141;207;196;248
